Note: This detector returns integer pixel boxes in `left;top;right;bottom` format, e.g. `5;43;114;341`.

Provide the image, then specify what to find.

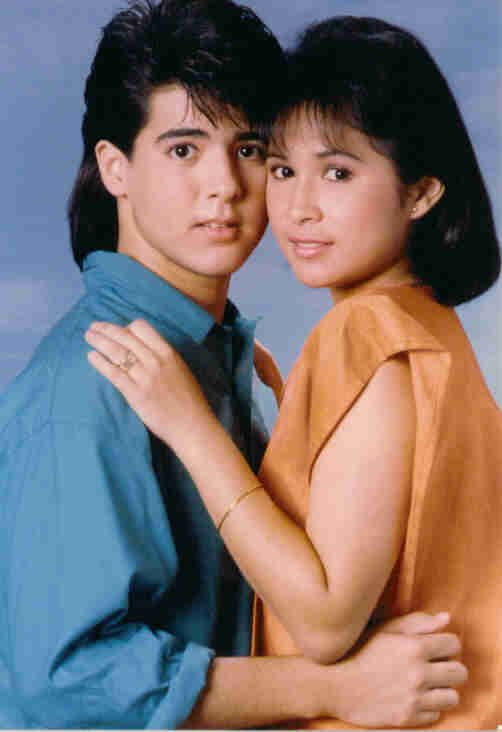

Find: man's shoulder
0;296;148;455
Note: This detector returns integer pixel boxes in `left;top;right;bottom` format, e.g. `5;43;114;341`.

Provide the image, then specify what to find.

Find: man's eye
238;145;265;160
168;144;195;159
270;166;294;180
325;167;352;182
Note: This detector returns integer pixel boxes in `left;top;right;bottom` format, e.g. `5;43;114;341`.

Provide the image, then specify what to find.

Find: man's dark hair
274;16;500;306
68;0;285;269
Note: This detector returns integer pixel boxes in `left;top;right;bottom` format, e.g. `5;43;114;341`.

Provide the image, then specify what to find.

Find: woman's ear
95;140;128;198
409;177;445;220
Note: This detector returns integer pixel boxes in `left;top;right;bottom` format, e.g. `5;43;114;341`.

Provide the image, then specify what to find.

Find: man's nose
206;152;243;202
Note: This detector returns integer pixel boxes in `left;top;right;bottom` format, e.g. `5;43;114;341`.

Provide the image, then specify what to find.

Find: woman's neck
330;259;418;304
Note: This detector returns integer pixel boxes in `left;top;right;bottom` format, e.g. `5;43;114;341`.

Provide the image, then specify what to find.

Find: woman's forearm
84;320;413;664
169;413;358;662
166;358;416;665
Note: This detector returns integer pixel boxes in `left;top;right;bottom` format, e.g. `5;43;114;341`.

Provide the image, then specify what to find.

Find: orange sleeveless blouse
252;285;502;729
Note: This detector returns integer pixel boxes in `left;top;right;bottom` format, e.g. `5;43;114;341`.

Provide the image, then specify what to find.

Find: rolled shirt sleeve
4;418;214;728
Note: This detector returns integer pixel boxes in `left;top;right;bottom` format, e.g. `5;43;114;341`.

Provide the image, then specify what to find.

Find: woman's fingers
87;350;137;401
128;319;173;355
85;317;208;445
85;321;161;379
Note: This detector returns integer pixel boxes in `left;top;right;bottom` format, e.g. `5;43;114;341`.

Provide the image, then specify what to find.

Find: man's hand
320;612;467;728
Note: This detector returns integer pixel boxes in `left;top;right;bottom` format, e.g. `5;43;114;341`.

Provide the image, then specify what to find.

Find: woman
85;17;501;728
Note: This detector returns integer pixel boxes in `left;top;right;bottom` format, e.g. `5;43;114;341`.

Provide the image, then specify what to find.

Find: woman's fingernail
92;320;108;329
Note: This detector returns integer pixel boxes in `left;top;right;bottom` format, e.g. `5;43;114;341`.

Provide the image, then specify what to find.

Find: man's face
112;84;268;291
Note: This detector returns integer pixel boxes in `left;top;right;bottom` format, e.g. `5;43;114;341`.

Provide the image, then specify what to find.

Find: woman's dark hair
68;0;285;269
275;16;500;306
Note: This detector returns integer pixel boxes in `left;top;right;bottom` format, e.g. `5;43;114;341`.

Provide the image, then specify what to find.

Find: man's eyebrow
234;130;268;143
155;128;268;144
317;147;362;162
155;128;210;143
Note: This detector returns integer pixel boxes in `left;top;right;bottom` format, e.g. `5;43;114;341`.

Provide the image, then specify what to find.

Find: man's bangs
180;82;275;135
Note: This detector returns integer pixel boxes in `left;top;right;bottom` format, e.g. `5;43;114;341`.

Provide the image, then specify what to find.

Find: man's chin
198;246;259;278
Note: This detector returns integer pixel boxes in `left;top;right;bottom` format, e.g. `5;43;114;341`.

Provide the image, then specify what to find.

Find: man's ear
95;140;128;198
409;177;445;220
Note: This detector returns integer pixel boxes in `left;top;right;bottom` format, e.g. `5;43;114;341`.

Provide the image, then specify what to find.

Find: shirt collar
83;251;251;344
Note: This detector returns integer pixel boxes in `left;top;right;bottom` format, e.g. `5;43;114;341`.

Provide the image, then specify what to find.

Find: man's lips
194;219;241;241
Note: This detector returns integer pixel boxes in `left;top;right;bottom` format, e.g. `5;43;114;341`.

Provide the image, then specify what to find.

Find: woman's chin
291;267;340;291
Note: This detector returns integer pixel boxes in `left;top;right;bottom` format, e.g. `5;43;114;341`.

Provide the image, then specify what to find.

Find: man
0;0;466;727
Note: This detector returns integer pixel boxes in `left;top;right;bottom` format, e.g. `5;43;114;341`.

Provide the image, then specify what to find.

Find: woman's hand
85;319;215;447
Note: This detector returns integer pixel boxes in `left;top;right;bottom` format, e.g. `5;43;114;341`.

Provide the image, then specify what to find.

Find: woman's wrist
166;412;264;532
160;401;220;458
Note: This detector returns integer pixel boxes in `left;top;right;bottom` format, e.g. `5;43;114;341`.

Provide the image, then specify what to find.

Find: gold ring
118;350;137;373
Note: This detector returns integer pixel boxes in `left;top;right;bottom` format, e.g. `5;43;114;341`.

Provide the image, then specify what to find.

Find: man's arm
6;419;214;728
186;613;466;729
7;420;465;729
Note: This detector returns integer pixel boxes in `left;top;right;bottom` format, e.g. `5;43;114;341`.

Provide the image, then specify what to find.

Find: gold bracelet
217;484;263;534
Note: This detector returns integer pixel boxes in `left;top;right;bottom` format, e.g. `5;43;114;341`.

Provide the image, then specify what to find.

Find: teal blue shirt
0;252;269;728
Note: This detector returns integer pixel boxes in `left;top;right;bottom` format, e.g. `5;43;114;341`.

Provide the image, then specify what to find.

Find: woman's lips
288;237;333;258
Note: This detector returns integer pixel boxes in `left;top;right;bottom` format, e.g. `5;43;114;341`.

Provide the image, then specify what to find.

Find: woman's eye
237;144;266;161
325;167;351;182
168;144;195;159
270;165;294;180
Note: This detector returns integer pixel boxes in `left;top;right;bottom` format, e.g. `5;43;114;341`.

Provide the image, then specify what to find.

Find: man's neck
117;244;229;323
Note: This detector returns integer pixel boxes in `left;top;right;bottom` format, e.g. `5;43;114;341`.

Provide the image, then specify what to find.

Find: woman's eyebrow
317;147;362;162
266;147;363;161
266;147;288;159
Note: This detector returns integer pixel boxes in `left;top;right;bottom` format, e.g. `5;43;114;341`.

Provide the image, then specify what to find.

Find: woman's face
266;110;416;299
